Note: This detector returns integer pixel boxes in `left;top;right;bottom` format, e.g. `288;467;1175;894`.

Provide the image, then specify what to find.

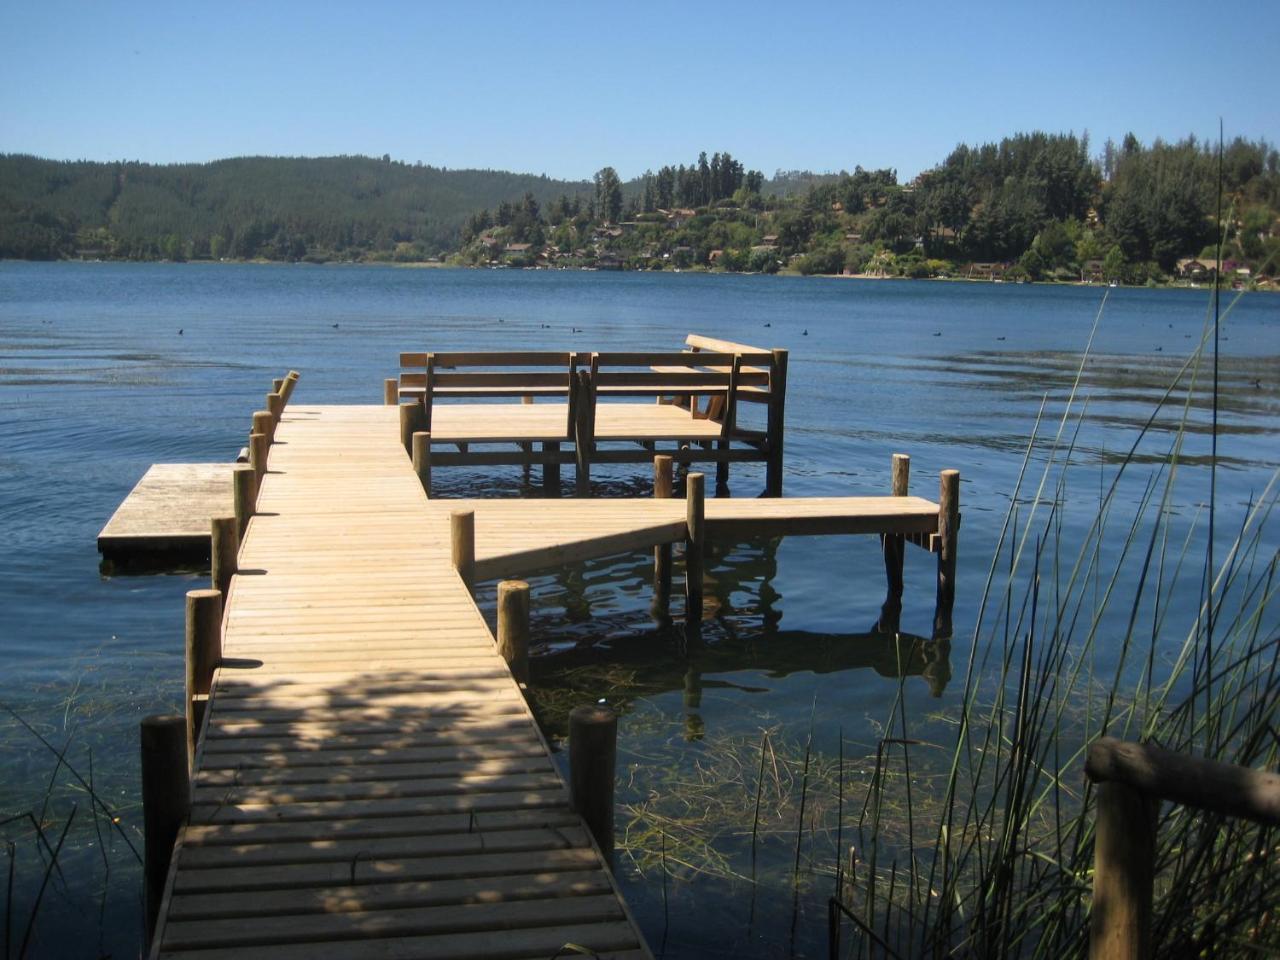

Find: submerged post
232;464;256;541
210;516;238;600
569;703;617;864
497;579;530;685
652;455;674;622
451;509;475;596
685;471;705;637
883;453;910;608
935;469;960;634
183;588;222;769
384;377;398;405
140;714;189;949
765;348;788;497
412;431;432;496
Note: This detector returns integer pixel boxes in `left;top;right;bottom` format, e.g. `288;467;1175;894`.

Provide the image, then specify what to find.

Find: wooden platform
150;405;650;959
99;463;235;559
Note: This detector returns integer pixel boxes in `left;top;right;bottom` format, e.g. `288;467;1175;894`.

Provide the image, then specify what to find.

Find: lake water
1;262;1277;957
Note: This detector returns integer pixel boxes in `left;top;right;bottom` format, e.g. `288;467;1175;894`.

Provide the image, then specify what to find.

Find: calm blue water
1;262;1277;957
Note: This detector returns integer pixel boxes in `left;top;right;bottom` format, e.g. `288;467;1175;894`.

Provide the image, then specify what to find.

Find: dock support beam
140;715;189;950
765;348;788;497
652;455;673;623
685;472;705;638
451;509;476;597
232;464;256;541
569;703;617;865
384;378;398;405
935;469;960;635
210;516;238;601
497;580;530;685
184;588;222;769
882;454;910;618
412;431;432;497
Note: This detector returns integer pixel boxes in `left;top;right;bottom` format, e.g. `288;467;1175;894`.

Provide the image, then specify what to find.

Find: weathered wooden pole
685;472;705;637
574;370;593;496
210;516;238;600
451;509;476;596
140;714;189;948
232;464;256;541
764;348;788;497
412;431;432;497
569;703;617;863
935;469;960;635
184;588;222;769
400;402;425;456
1088;781;1158;960
543;441;561;495
252;409;274;445
280;370;300;404
272;377;284;395
652;455;674;622
496;580;530;685
384;377;398;405
266;390;284;424
883;453;910;608
248;432;269;486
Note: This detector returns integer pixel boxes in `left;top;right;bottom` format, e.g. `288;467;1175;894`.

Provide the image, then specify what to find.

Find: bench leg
715;441;729;491
543;442;561;496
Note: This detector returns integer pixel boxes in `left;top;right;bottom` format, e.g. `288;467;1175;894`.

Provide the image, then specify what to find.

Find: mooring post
685;471;705;637
384;377;398;405
652;455;674;622
272;377;284;395
140;714;189;949
184;588;222;769
935;469;960;634
764;348;788;497
210;516;238;600
883;453;910;607
569;703;617;864
252;409;274;446
248;432;269;487
1089;781;1158;960
412;431;432;497
400;402;425;456
451;509;476;596
280;370;300;405
266;390;284;425
232;464;256;541
496;579;530;685
543;441;561;495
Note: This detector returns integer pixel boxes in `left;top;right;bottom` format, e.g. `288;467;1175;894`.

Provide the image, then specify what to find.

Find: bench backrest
588;351;773;394
399;351;580;399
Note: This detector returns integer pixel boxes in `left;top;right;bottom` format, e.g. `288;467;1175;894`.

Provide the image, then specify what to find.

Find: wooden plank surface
98;463;234;554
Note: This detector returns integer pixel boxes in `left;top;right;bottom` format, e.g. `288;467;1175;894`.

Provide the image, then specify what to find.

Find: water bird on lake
802;329;808;336
178;329;183;335
331;322;339;328
763;322;771;327
933;331;942;337
996;336;1006;341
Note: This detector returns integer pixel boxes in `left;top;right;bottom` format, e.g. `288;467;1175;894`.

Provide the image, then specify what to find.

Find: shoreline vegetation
3;130;1277;290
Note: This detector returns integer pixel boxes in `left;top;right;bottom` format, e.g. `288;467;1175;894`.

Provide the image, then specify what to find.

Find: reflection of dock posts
543;442;561;496
232;464;256;541
685;472;705;639
881;453;910;628
399;401;425;456
140;714;189;950
184;588;222;770
383;378;398;405
569;704;617;865
652;455;674;624
497;580;530;685
935;469;960;635
210;516;238;601
451;509;476;598
412;431;432;497
764;348;788;497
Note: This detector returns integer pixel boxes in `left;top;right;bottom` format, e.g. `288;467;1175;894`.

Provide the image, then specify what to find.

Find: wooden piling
935;469;960;633
272;377;284;394
569;703;617;863
652;455;673;620
543;441;561;495
685;472;705;634
232;464;256;541
883;453;910;607
574;370;593;496
451;509;476;596
184;588;222;768
412;431;432;496
496;580;530;685
252;410;274;445
267;390;284;424
140;714;189;948
1089;781;1157;960
280;370;299;404
210;516;238;600
248;432;269;485
384;378;398;405
400;402;425;456
765;348;788;497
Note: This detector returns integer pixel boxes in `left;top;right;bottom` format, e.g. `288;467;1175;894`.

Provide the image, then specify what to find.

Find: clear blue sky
2;1;1276;182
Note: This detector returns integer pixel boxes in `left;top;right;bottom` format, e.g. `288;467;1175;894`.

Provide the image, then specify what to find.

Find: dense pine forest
2;133;1277;286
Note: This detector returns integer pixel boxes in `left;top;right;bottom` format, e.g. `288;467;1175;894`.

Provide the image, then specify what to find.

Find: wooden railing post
765;348;788;497
652;455;674;623
883;453;910;608
451;509;475;596
210;516;238;601
183;589;222;770
412;431;432;497
935;469;960;635
496;580;530;685
384;377;398;405
569;703;617;864
1089;780;1158;960
232;464;256;541
685;471;705;637
140;714;188;949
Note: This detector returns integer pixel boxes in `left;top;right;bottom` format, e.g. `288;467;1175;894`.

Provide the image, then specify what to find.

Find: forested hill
0;154;588;261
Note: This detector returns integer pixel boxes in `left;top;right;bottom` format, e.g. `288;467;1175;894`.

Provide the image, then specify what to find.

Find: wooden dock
99;463;236;560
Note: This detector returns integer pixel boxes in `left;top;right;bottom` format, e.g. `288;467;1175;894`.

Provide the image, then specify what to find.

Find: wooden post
1089;781;1158;960
574;370;592;496
280;370;300;404
715;440;730;490
140;714;189;948
232;464;256;541
384;377;398;405
569;703;617;863
248;432;269;486
451;509;475;596
184;588;222;769
883;453;910;608
272;377;284;394
935;469;960;634
266;391;284;426
685;472;705;636
765;348;788;497
543;441;561;495
412;431;432;497
652;455;673;622
496;580;530;685
399;402;425;456
252;409;273;445
210;516;238;600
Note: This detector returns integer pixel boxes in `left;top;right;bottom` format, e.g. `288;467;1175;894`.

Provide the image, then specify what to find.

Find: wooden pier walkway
149;405;650;959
